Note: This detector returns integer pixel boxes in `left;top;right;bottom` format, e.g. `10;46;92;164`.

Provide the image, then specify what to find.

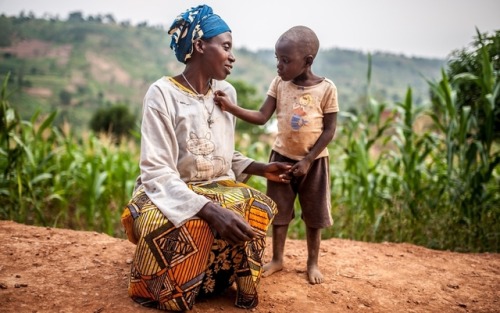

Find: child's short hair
279;25;320;57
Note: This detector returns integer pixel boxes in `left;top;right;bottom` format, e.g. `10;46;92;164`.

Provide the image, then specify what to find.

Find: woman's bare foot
307;264;323;284
262;261;283;277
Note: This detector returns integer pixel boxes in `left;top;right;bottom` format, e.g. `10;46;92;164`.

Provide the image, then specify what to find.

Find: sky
1;0;499;59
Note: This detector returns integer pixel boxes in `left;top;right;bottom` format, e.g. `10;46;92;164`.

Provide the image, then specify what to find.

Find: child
214;25;338;284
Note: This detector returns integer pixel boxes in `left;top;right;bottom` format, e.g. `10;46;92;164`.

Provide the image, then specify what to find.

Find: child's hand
263;162;293;183
213;90;233;112
291;159;311;177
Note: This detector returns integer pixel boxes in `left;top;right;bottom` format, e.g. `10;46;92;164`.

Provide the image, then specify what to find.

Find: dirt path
0;220;498;313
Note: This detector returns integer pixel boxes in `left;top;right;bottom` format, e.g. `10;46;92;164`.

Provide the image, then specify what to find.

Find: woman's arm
243;161;292;183
196;160;292;245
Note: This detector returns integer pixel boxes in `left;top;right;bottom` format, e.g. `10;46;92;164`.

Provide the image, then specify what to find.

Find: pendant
207;117;214;128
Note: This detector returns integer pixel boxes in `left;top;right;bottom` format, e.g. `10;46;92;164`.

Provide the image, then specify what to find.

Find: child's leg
262;224;288;277
306;226;323;284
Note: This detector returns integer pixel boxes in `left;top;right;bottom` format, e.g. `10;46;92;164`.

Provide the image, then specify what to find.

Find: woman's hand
197;202;256;245
263;162;293;183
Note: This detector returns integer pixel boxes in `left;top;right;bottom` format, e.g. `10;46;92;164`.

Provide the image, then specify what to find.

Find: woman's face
202;32;236;81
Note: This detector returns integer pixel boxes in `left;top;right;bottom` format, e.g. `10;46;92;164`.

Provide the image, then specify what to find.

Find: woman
121;5;291;311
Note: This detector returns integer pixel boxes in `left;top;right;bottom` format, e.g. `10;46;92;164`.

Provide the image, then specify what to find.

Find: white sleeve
231;151;253;182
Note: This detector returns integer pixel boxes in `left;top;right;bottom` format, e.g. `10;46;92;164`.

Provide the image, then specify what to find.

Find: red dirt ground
0;220;498;313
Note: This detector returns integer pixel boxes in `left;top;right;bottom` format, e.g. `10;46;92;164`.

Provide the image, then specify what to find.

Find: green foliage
323;49;499;252
0;17;13;47
228;79;270;137
425;41;500;250
59;89;72;105
89;104;136;139
446;29;500;139
0;15;174;132
0;76;139;236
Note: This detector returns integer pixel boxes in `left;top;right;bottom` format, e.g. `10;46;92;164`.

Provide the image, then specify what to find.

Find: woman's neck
181;67;211;95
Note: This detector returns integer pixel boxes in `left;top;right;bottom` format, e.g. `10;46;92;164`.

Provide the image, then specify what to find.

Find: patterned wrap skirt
121;180;277;311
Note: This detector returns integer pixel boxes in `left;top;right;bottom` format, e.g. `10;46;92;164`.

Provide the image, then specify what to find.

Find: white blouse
135;77;253;227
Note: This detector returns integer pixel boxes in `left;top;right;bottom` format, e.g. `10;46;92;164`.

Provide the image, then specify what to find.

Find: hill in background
0;14;445;131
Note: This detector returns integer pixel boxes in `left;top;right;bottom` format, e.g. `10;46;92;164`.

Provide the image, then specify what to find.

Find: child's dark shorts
266;150;333;229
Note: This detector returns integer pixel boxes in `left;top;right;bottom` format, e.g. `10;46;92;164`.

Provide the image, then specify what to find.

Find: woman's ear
194;39;204;53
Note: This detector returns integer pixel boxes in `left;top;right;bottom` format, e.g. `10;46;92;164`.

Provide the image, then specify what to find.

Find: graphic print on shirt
187;132;226;180
291;93;312;130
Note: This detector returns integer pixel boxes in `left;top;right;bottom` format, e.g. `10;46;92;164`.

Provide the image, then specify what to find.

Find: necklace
181;72;215;128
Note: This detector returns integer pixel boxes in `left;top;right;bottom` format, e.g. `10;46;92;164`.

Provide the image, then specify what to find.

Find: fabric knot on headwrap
168;4;231;63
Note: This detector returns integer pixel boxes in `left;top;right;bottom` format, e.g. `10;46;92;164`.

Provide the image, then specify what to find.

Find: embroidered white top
135;77;253;227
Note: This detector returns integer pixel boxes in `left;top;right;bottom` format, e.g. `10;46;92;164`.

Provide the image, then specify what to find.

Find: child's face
274;39;307;82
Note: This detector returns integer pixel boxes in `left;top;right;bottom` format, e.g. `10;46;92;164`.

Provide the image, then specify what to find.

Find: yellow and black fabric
121;180;276;311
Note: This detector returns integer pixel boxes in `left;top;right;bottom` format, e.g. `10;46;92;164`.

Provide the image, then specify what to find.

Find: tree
0;17;13;47
68;11;84;22
89;104;136;140
104;14;116;24
59;90;72;106
446;29;500;140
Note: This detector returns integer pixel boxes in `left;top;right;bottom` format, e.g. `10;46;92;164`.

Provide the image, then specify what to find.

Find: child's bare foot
307;264;323;284
262;261;283;277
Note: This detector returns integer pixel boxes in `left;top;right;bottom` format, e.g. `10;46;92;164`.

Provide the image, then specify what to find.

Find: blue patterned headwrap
168;5;231;63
